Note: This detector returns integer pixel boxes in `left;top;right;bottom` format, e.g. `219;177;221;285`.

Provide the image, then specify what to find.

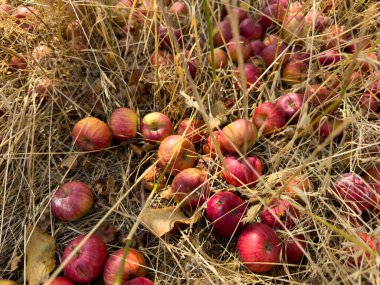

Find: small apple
281;60;308;84
109;107;138;141
234;63;262;90
207;48;228;68
177;118;205;144
259;4;286;29
332;173;375;213
51;181;94;221
72;117;113;151
124;277;155;285
250;40;265;56
206;191;247;237
103;248;146;285
219;119;257;154
284;175;314;199
282;234;306;264
63;235;108;283
157;135;196;176
305;84;330;106
170;168;210;210
276;93;304;123
237;223;281;273
213;20;233;47
140;112;173;143
142;165;167;191
260;43;289;67
227;37;252;62
239;18;263;40
260;199;299;230
202;130;225;158
221;156;263;187
318;50;341;66
44;277;74;285
252;102;286;134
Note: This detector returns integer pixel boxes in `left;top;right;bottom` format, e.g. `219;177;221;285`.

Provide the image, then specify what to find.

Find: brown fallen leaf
10;255;21;271
26;226;56;285
60;153;80;171
141;206;200;237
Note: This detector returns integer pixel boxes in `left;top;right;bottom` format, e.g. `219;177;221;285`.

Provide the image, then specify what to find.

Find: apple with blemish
221;156;263;187
263;34;279;47
348;232;380;267
219;119;257;154
142;165;167;191
150;50;173;66
305;84;330;106
252;102;286;134
304;10;330;31
140;112;173;143
110;108;138;141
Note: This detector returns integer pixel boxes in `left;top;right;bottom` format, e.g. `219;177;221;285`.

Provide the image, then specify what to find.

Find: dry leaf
141;206;200;237
10;255;21;271
130;144;143;157
26;226;56;285
242;204;262;224
60;153;80;170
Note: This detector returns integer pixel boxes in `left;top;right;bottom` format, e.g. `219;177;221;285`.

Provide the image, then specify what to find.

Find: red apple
44;277;74;285
207;48;228;68
239;18;263;40
170;168;210;210
237;223;281;273
250;40;265;56
9;54;27;69
219;119;257;154
260;43;288;67
157;24;183;50
221;156;263;187
360;52;378;73
313;116;344;140
260;199;299;230
177;118;204;144
202;130;225;158
364;163;380;185
370;184;380;215
142;165;167;191
213;20;233;47
109;107;138;141
72;117;113;151
318;49;341;66
345;38;371;54
359;93;378;113
224;7;248;23
304;10;330;31
234;63;262;90
284;175;314;199
322;25;347;49
157;135;196;176
168;1;189;16
259;4;286;29
206;191;247;237
227;37;252;62
281;60;308;84
140;112;173;143
282;14;307;42
283;234;306;264
348;232;380;267
51;181;93;221
124;277;154;285
332;173;375;213
252;102;286;134
103;248;146;285
276;93;304;123
305;84;330;106
63;235;108;283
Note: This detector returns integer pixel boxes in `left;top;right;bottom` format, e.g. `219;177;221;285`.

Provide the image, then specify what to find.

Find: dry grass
1;0;380;284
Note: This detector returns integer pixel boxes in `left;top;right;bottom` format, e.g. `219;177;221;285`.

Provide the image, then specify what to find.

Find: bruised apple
72;117;112;151
221;156;263;187
110;108;138;141
219;119;257;154
142;165;167;191
170;168;210;210
157;135;196;176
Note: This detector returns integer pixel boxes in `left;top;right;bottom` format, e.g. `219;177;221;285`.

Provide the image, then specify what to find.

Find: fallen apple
110;107;138;141
260;199;299;230
202;130;225;158
252;102;286;134
219;119;257;154
177;118;205;144
282;234;306;264
44;276;74;285
124;277;155;285
276;93;304;123
140;112;173;143
142;165;167;191
221;156;263;187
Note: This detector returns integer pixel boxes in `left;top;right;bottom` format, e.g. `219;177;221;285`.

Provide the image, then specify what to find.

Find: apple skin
284;175;314;199
282;234;306;264
260;43;289;67
227;37;252;62
237;223;281;273
62;235;108;283
72;117;113;151
281;60;308;85
202;130;225;158
14;6;40;31
260;199;299;230
223;7;248;23
213;20;233;47
364;163;380;185
304;10;330;31
234;63;262;90
252;102;286;134
44;277;75;285
263;34;279;46
142;165;167;191
207;48;228;68
239;18;263;40
170;168;210;210
221;156;263;187
103;248;146;285
206;191;247;237
305;84;330;106
110;108;138;141
348;232;380;267
140;112;173;143
157;24;183;50
370;184;380;215
276;93;304;123
177;118;204;144
157;135;196;176
51;181;94;221
149;50;174;66
314;117;344;140
250;40;265;56
123;277;155;285
219;119;257;154
332;173;375;213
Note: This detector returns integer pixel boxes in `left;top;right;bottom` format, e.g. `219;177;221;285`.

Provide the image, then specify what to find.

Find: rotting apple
103;248;146;285
252;102;286;134
282;234;306;264
44;276;75;285
221;156;263;187
219;119;257;154
170;168;210;210
263;34;279;46
332;173;375;213
72;117;113;151
157;135;196;176
142;165;167;191
51;181;94;221
110;107;138;141
237;223;281;273
140;112;173;143
63;235;108;283
206;191;247;237
260;199;299;230
32;45;55;68
276;93;304;123
281;60;308;85
177;118;205;144
14;6;40;31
